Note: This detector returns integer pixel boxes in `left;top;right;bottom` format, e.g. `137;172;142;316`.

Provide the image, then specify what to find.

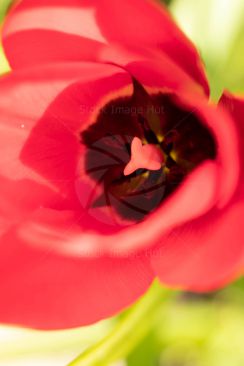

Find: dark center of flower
81;80;216;225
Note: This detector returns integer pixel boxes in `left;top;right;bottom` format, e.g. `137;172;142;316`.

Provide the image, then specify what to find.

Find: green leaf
0;0;12;23
0;0;11;74
171;0;244;99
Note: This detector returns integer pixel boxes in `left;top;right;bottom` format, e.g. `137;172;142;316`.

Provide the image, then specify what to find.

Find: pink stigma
124;137;164;176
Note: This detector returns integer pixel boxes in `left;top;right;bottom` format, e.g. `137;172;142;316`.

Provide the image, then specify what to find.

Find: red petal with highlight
0;210;153;329
2;0;208;93
150;93;244;291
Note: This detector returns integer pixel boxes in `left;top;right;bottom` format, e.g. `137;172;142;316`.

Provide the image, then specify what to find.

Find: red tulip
0;0;243;330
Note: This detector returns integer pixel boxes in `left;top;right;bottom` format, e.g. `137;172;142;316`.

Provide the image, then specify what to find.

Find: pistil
124;137;165;176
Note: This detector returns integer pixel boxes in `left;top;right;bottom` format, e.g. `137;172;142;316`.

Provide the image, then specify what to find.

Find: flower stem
67;281;171;366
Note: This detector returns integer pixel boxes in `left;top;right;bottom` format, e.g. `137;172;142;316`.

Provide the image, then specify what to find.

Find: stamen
138;114;159;144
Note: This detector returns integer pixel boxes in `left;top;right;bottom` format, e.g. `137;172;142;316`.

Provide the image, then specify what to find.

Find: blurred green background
0;0;244;365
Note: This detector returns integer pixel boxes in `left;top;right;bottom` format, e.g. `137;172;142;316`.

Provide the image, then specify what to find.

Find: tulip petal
219;91;244;266
0;209;153;329
149;93;244;291
96;0;209;93
0;62;133;232
151;200;244;291
2;0;208;93
219;91;244;185
0;175;63;235
0;63;154;329
100;45;204;96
